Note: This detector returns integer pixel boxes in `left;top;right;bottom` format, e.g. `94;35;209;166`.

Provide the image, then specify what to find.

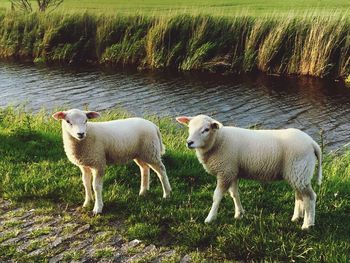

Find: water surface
1;61;349;150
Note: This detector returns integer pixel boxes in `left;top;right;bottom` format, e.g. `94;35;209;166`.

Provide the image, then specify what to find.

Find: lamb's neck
196;130;224;163
62;128;87;158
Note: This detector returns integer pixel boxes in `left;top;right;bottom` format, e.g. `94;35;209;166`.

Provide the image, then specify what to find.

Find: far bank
0;12;350;80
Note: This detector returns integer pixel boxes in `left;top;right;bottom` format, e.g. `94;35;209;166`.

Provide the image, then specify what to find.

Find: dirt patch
0;199;185;262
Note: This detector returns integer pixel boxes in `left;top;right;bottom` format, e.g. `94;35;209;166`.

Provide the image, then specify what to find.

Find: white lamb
52;109;171;214
176;114;322;230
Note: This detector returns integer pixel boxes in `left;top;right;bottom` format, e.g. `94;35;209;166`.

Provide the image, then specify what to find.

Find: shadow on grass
0;131;64;163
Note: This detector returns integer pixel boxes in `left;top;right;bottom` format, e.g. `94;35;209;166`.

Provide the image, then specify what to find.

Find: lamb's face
63;110;89;140
176;115;222;149
52;109;100;141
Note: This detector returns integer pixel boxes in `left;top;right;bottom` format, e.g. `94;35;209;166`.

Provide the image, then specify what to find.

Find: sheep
52;109;172;214
176;114;322;230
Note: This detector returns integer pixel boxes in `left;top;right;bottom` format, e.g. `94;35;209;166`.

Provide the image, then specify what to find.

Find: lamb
52;109;171;214
176;114;322;230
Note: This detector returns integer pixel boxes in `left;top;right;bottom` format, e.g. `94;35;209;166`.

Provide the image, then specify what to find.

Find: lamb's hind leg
228;179;245;219
291;191;304;222
148;160;171;198
80;166;94;208
288;155;317;229
300;185;316;230
134;159;150;196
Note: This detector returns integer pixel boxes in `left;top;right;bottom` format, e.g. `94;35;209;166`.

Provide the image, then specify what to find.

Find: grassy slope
1;0;350;15
0;108;349;261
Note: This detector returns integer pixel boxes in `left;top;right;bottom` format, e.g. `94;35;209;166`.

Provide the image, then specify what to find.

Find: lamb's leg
205;179;228;223
288;156;317;229
148;161;171;198
301;185;316;230
91;167;104;215
80;166;94;207
228;179;245;219
291;191;304;222
134;159;150;196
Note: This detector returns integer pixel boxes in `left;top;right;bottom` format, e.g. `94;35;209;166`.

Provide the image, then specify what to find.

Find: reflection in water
1;61;350;150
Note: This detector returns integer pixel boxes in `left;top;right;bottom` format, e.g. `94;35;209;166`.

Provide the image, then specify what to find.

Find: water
1;61;350;150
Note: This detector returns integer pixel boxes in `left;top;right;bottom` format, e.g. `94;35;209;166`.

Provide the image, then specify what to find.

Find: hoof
301;224;314;230
204;215;216;224
92;206;103;215
234;213;244;219
204;218;212;224
139;190;147;196
291;216;299;222
163;191;171;199
93;210;102;216
292;213;304;222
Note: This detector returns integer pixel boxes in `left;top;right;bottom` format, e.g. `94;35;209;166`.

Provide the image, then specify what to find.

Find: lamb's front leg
80;166;94;208
91;167;104;215
229;179;245;219
205;179;228;223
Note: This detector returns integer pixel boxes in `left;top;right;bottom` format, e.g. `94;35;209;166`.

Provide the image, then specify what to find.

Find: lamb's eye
66;120;71;125
202;128;210;133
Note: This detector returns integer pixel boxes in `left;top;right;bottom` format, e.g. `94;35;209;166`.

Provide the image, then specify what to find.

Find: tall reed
0;11;349;79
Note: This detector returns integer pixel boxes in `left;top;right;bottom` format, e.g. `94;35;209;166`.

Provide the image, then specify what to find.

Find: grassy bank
1;12;350;79
0;108;350;261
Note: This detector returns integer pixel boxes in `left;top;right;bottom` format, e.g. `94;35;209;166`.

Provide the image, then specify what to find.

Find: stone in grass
48;238;92;263
125;244;157;262
0;199;12;215
123;239;142;249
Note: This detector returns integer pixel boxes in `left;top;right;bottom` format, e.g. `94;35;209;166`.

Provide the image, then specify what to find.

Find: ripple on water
1;61;350;150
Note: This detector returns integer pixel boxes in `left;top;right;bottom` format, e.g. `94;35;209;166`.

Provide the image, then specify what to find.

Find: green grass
30;227;52;238
0;107;350;261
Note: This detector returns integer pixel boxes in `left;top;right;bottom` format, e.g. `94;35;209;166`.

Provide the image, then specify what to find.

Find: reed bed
0;11;350;79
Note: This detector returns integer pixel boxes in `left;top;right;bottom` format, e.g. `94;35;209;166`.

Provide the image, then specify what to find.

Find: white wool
53;109;171;214
177;114;322;230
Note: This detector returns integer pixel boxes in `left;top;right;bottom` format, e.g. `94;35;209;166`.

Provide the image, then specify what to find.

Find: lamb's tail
312;141;322;185
156;127;166;155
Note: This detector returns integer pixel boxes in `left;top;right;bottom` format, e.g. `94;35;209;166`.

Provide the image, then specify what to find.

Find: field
0;108;350;261
1;0;350;15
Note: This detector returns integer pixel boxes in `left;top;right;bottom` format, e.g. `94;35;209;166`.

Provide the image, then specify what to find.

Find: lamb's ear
52;111;66;120
85;111;101;119
211;121;223;130
176;116;192;125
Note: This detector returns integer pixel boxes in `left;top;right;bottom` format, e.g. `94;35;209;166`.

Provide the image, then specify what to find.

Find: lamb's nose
77;132;85;138
187;140;194;148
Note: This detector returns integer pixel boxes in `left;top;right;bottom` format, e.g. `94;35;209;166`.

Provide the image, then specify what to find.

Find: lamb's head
52;109;100;141
176;114;223;150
